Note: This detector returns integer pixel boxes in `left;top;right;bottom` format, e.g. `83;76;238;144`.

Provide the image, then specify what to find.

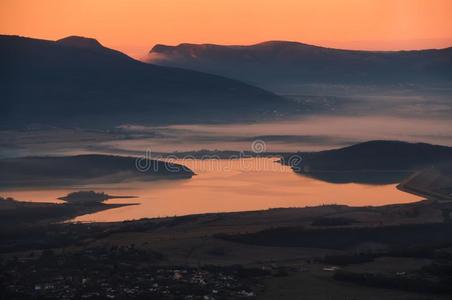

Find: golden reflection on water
2;158;422;222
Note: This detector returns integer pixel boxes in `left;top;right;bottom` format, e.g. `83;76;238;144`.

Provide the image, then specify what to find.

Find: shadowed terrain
148;41;452;89
282;141;452;184
0;35;293;128
2;200;452;299
0;196;137;227
0;154;194;187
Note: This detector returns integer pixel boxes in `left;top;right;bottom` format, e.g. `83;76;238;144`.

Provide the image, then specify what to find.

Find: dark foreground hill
0;154;193;187
0;35;290;128
148;41;452;88
3;200;452;299
282;141;452;184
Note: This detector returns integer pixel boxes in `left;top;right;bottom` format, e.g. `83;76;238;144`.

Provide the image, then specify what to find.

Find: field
2;199;452;299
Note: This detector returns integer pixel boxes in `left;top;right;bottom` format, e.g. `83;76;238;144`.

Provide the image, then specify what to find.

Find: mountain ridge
0;35;291;128
148;40;452;88
151;40;452;54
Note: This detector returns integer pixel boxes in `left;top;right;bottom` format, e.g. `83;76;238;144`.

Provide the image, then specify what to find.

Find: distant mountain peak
56;35;104;49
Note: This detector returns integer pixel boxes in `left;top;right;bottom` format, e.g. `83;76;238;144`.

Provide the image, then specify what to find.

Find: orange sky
1;0;452;59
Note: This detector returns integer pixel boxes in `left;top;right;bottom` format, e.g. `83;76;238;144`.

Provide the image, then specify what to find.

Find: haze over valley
1;1;452;298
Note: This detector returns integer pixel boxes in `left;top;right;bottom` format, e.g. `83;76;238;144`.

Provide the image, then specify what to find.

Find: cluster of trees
58;191;110;204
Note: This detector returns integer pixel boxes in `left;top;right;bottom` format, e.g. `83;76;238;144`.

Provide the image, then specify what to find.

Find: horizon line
2;33;452;59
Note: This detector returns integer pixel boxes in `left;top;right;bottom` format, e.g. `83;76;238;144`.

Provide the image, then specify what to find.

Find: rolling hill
0;154;194;187
282;140;452;184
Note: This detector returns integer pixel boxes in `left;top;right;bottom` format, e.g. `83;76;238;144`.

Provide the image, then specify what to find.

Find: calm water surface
2;158;422;222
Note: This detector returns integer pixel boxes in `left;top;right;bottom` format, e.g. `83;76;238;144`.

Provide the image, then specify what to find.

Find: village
0;244;270;299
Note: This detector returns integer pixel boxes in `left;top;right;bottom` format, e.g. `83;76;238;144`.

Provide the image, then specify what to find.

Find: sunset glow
1;0;451;58
2;1;452;295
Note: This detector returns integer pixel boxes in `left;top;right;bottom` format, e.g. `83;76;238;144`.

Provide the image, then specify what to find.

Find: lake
2;158;422;222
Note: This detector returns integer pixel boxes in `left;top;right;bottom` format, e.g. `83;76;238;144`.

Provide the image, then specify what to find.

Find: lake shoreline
0;197;139;226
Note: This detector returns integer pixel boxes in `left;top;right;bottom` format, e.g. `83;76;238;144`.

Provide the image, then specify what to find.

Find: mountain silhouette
148;41;452;88
56;36;105;50
0;35;290;128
